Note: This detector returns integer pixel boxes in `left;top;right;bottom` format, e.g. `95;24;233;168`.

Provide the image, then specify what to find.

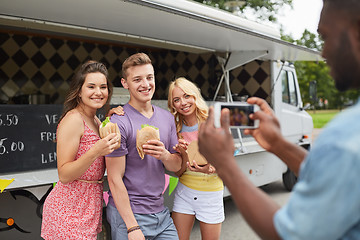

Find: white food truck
0;0;322;239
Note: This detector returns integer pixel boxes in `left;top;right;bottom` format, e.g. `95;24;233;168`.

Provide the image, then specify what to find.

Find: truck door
279;67;308;142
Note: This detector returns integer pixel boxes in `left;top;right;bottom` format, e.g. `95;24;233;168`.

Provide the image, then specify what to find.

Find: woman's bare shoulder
57;110;84;135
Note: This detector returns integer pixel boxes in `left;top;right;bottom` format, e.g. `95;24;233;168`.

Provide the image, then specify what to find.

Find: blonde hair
168;77;208;133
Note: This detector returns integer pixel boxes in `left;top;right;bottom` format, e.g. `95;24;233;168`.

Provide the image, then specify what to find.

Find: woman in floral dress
41;61;120;240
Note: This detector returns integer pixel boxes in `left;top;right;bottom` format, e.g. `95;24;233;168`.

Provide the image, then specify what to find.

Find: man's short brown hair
122;53;152;79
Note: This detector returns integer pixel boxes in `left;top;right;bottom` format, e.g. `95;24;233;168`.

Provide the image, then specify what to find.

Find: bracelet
127;225;141;234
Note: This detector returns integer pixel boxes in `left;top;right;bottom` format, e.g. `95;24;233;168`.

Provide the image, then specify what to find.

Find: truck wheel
97;208;112;240
282;168;297;191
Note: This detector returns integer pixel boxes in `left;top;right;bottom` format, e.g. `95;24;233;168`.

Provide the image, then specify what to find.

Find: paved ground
189;180;288;240
189;128;323;240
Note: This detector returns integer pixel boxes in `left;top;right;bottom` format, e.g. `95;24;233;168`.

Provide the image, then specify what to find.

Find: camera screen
221;105;255;127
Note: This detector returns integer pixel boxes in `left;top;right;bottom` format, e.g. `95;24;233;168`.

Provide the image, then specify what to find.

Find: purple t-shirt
107;103;178;214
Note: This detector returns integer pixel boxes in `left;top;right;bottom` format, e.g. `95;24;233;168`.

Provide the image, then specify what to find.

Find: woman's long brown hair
58;60;113;123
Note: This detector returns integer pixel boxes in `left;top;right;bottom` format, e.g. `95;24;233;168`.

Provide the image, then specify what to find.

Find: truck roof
0;0;322;61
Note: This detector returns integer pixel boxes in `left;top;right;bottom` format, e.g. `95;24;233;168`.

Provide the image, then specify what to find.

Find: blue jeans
106;203;179;240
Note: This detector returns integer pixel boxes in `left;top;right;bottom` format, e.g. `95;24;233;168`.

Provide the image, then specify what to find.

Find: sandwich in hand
99;117;121;149
187;140;208;166
136;124;160;159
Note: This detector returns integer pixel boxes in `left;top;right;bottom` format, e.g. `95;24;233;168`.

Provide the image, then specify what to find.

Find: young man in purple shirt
106;53;182;240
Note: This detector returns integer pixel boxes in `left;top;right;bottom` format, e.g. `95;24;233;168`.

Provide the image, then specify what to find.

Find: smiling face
172;86;197;119
79;72;108;110
121;63;155;104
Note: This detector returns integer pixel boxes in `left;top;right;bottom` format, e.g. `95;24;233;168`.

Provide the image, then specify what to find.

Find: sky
277;0;323;39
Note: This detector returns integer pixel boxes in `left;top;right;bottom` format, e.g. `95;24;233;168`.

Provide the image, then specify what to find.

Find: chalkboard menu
0;105;63;174
0;105;111;174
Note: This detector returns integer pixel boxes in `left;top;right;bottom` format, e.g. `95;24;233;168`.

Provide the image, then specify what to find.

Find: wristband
127;225;141;234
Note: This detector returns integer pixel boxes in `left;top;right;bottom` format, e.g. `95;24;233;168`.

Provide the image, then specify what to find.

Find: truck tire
97;208;112;240
282;168;297;191
282;144;310;191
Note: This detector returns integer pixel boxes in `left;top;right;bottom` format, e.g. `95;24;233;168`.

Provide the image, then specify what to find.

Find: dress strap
78;112;99;133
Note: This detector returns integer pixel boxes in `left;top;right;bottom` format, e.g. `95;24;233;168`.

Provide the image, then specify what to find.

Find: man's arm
219;159;281;240
142;140;182;172
245;97;308;176
163;152;182;172
198;106;281;240
106;156;145;240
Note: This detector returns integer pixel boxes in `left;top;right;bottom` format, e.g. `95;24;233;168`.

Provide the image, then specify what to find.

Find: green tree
196;0;360;108
194;0;293;22
283;30;360;109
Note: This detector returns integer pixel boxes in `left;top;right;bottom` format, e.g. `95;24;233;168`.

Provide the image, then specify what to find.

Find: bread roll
136;125;160;159
99;117;121;149
187;140;208;166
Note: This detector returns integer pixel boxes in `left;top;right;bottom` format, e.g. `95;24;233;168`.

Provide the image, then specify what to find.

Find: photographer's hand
198;107;236;176
244;97;282;153
244;97;307;176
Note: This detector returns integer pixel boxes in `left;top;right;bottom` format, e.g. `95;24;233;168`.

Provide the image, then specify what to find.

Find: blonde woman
168;77;224;240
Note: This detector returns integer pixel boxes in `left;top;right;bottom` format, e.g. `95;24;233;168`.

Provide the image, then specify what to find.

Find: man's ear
355;17;360;43
354;17;360;57
348;17;360;53
121;78;128;89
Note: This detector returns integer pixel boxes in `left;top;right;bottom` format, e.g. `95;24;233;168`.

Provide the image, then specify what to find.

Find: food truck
0;0;322;238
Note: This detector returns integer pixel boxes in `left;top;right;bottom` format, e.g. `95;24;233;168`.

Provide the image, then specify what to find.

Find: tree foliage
196;0;360;108
282;30;360;109
194;0;293;22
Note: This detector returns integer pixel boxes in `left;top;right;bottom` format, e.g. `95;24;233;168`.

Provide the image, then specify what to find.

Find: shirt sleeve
274;143;360;240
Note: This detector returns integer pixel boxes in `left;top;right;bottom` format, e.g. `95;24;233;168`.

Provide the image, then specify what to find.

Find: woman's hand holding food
93;133;120;156
99;117;121;149
187;161;216;174
177;138;189;150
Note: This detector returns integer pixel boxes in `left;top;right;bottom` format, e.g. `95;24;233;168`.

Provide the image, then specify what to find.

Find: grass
307;109;340;128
